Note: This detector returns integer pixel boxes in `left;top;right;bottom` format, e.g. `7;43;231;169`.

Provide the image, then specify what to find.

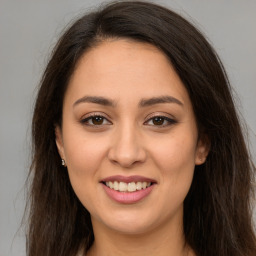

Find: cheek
63;133;109;212
149;131;197;197
62;130;109;204
151;133;197;170
64;132;106;176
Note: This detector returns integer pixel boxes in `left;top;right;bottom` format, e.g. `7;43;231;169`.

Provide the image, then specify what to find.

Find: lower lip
102;183;155;204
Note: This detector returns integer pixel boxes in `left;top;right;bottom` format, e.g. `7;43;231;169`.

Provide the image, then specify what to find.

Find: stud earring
61;159;66;167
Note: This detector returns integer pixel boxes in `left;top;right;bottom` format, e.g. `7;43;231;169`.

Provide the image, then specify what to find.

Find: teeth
105;181;152;192
119;182;127;192
113;181;119;190
136;182;142;190
128;182;136;192
109;181;114;189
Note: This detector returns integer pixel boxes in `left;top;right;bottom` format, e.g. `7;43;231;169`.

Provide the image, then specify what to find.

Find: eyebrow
73;95;183;108
73;96;116;107
139;96;183;107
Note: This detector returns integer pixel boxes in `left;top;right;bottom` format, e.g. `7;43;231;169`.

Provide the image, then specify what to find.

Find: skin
56;39;209;256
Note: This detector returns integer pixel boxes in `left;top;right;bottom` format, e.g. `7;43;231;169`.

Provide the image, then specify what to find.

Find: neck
87;216;194;256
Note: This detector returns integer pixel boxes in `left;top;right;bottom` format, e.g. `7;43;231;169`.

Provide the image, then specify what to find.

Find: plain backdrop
0;0;255;255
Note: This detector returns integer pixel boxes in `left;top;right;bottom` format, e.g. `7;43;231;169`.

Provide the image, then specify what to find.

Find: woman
26;1;256;256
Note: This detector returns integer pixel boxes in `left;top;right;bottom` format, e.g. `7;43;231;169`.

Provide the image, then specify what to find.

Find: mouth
100;175;156;203
102;181;153;192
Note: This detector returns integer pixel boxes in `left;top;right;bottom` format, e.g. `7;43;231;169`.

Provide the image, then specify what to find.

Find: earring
61;159;66;167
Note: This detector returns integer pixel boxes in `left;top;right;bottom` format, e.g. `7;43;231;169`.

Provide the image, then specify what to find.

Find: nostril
107;138;147;168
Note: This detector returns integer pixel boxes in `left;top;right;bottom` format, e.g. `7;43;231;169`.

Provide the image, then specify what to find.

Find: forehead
65;39;190;107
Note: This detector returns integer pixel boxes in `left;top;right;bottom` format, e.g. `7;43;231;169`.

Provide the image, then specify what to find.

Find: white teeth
119;182;127;192
128;182;136;192
105;181;152;192
136;182;142;190
113;181;119;190
108;181;114;189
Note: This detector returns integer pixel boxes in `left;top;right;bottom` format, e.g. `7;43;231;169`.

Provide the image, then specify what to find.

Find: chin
92;207;166;235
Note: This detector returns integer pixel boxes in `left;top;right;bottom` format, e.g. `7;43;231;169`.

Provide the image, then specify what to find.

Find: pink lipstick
101;175;156;204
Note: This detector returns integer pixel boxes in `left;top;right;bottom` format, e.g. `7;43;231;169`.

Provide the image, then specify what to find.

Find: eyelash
145;115;177;127
80;113;177;128
80;113;111;126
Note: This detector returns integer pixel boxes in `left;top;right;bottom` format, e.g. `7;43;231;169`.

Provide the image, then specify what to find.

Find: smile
101;175;156;204
105;181;151;192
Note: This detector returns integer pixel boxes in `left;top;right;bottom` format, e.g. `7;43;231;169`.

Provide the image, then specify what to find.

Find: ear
195;133;210;165
55;125;65;160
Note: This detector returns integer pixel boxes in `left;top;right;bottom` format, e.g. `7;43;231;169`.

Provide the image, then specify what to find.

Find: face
56;40;208;235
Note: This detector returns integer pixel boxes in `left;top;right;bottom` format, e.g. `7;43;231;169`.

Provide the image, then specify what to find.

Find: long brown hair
26;1;256;255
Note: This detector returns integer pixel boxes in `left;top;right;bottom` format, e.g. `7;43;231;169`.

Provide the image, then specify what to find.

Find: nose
107;123;147;168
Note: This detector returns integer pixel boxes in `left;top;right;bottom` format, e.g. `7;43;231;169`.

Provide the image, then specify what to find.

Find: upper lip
101;175;157;183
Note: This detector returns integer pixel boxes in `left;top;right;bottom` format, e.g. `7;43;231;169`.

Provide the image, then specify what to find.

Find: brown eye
152;117;165;125
91;116;104;125
80;115;111;126
145;115;177;127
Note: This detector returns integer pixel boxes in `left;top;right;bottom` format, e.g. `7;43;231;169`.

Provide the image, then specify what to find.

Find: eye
145;115;176;127
80;114;111;126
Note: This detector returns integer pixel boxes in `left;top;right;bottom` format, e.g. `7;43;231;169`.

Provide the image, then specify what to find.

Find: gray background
0;0;255;255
